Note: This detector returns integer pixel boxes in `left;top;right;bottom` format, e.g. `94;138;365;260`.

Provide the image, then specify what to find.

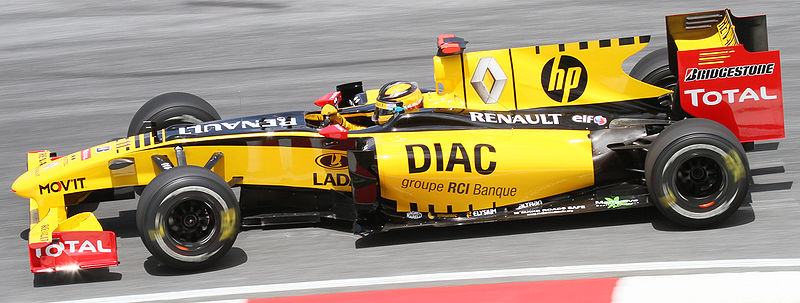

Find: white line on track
56;258;800;303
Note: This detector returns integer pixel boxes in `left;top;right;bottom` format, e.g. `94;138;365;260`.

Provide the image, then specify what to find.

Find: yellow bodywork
431;37;672;110
13;131;350;248
373;129;594;213
13;28;686;245
667;9;739;51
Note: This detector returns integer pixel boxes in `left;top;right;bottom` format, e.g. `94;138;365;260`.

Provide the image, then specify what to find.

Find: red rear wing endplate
678;44;784;142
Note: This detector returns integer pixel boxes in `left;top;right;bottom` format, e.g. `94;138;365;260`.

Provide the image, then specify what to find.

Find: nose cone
11;170;35;198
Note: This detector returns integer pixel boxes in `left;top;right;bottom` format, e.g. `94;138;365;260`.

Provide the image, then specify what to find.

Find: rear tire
127;92;220;137
645;119;750;227
630;47;676;91
136;166;240;270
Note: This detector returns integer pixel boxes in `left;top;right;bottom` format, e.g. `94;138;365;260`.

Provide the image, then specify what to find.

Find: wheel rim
167;198;215;246
675;156;723;199
661;143;737;219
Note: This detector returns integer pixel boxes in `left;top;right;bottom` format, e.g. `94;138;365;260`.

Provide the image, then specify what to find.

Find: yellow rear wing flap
666;9;769;75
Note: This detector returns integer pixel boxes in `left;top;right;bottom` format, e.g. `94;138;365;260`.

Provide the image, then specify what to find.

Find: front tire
127;92;221;137
136;166;240;270
645;119;750;227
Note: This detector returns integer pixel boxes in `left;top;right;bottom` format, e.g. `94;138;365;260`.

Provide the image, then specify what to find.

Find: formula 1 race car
12;9;783;274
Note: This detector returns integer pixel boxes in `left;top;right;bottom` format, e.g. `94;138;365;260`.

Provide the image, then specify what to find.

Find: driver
321;81;424;130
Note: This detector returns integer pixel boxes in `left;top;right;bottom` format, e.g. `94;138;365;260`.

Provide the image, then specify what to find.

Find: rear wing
668;9;784;142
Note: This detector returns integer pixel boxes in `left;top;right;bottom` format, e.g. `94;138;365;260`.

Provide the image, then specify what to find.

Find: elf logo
405;143;496;175
315;153;347;170
39;178;86;195
541;55;587;103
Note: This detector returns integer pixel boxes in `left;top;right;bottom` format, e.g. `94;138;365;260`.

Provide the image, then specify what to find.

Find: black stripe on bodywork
135;135;140;148
619;37;636;45
599;39;612;47
579;41;588;50
508;48;518;109
459;54;468;110
639;35;651;43
410;203;418;212
558;44;565;52
144;133;151;146
535;46;540;54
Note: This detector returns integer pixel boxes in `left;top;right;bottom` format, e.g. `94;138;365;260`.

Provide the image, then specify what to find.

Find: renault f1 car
12;9;784;273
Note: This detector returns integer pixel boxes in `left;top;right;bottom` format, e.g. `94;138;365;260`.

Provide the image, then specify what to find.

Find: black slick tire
127;92;220;137
136;165;240;270
645;118;750;227
630;47;676;91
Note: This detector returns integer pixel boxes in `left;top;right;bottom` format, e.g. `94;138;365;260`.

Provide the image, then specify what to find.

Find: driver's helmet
372;81;423;124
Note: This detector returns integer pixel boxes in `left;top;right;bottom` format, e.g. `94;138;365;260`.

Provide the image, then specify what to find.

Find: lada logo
541;55;588;103
315;153;347;170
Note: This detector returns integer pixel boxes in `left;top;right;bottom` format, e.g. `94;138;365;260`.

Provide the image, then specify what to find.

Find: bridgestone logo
684;63;775;82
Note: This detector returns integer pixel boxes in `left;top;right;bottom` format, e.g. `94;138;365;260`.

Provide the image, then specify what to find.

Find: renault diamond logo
471;57;507;104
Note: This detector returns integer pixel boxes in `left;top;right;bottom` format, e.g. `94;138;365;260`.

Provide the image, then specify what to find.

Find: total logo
571;114;607;126
683;86;777;107
34;240;112;258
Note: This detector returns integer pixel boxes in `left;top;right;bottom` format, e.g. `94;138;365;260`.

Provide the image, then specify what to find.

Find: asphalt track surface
0;1;797;302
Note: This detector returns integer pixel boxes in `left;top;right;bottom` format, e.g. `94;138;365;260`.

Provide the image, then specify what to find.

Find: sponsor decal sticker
541;55;588;103
514;205;585;216
39;178;86;195
683;63;774;82
315;153;347;170
34;240;112;258
178;117;298;135
470;112;562;125
406;211;423;219
399;178;517;199
41;162;58;170
38;153;48;166
312;173;350;186
515;200;543;210
405;143;496;175
95;145;111;153
596;196;637;209
470;208;497;217
683;86;778;107
571;114;607;126
81;149;91;160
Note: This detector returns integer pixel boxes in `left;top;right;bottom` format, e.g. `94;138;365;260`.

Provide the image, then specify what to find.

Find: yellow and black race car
12;9;784;273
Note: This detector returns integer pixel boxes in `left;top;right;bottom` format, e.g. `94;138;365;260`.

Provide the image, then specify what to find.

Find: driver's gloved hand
321;104;365;131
